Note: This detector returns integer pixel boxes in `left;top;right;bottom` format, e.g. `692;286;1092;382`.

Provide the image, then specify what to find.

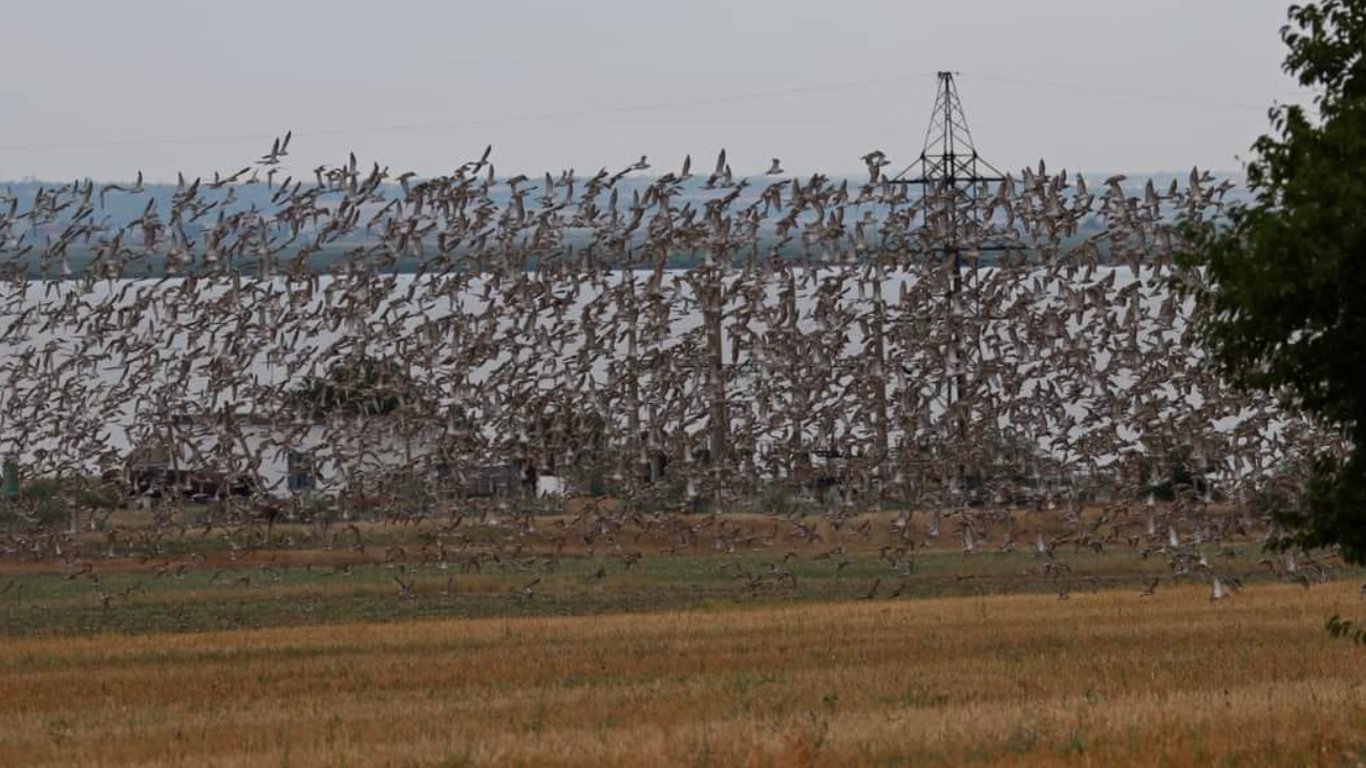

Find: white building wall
164;418;439;498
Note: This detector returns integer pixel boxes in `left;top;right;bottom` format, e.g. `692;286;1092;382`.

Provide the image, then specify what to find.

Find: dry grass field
2;581;1364;767
2;505;1363;765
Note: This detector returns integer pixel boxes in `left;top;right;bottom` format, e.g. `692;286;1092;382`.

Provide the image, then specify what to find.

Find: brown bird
860;578;882;600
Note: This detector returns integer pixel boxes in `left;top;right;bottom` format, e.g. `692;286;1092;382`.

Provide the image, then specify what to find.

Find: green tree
1182;1;1366;563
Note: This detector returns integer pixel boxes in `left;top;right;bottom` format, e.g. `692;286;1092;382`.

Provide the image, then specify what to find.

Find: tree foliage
1182;1;1366;563
287;355;424;419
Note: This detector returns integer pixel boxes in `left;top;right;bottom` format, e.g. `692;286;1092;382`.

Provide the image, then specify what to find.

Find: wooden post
868;259;890;496
703;264;728;505
784;269;809;491
623;271;642;490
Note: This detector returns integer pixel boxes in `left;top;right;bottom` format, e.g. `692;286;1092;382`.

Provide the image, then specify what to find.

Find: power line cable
0;71;1318;155
0;74;940;154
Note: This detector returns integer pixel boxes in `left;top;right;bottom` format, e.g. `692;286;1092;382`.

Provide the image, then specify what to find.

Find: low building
120;412;563;501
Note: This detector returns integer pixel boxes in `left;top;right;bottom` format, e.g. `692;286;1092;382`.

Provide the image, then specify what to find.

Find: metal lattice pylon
892;71;1005;257
889;72;1007;487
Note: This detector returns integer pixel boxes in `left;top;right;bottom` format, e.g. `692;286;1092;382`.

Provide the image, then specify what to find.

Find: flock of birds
0;137;1357;607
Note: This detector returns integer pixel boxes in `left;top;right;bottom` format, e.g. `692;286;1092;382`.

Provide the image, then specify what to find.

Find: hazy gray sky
0;0;1312;182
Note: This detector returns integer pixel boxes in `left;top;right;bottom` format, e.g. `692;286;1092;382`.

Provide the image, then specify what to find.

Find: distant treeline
1;172;1244;278
6;233;1131;279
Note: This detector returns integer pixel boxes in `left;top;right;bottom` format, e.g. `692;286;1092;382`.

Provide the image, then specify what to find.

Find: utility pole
702;261;728;504
888;71;1006;497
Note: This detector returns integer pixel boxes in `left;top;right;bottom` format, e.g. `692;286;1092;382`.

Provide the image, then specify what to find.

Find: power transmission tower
891;71;1006;278
889;71;1006;497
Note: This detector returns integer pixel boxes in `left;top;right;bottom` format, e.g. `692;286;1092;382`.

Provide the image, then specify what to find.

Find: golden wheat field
1;582;1363;768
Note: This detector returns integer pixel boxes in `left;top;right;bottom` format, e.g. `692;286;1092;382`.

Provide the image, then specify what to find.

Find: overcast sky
0;0;1313;182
